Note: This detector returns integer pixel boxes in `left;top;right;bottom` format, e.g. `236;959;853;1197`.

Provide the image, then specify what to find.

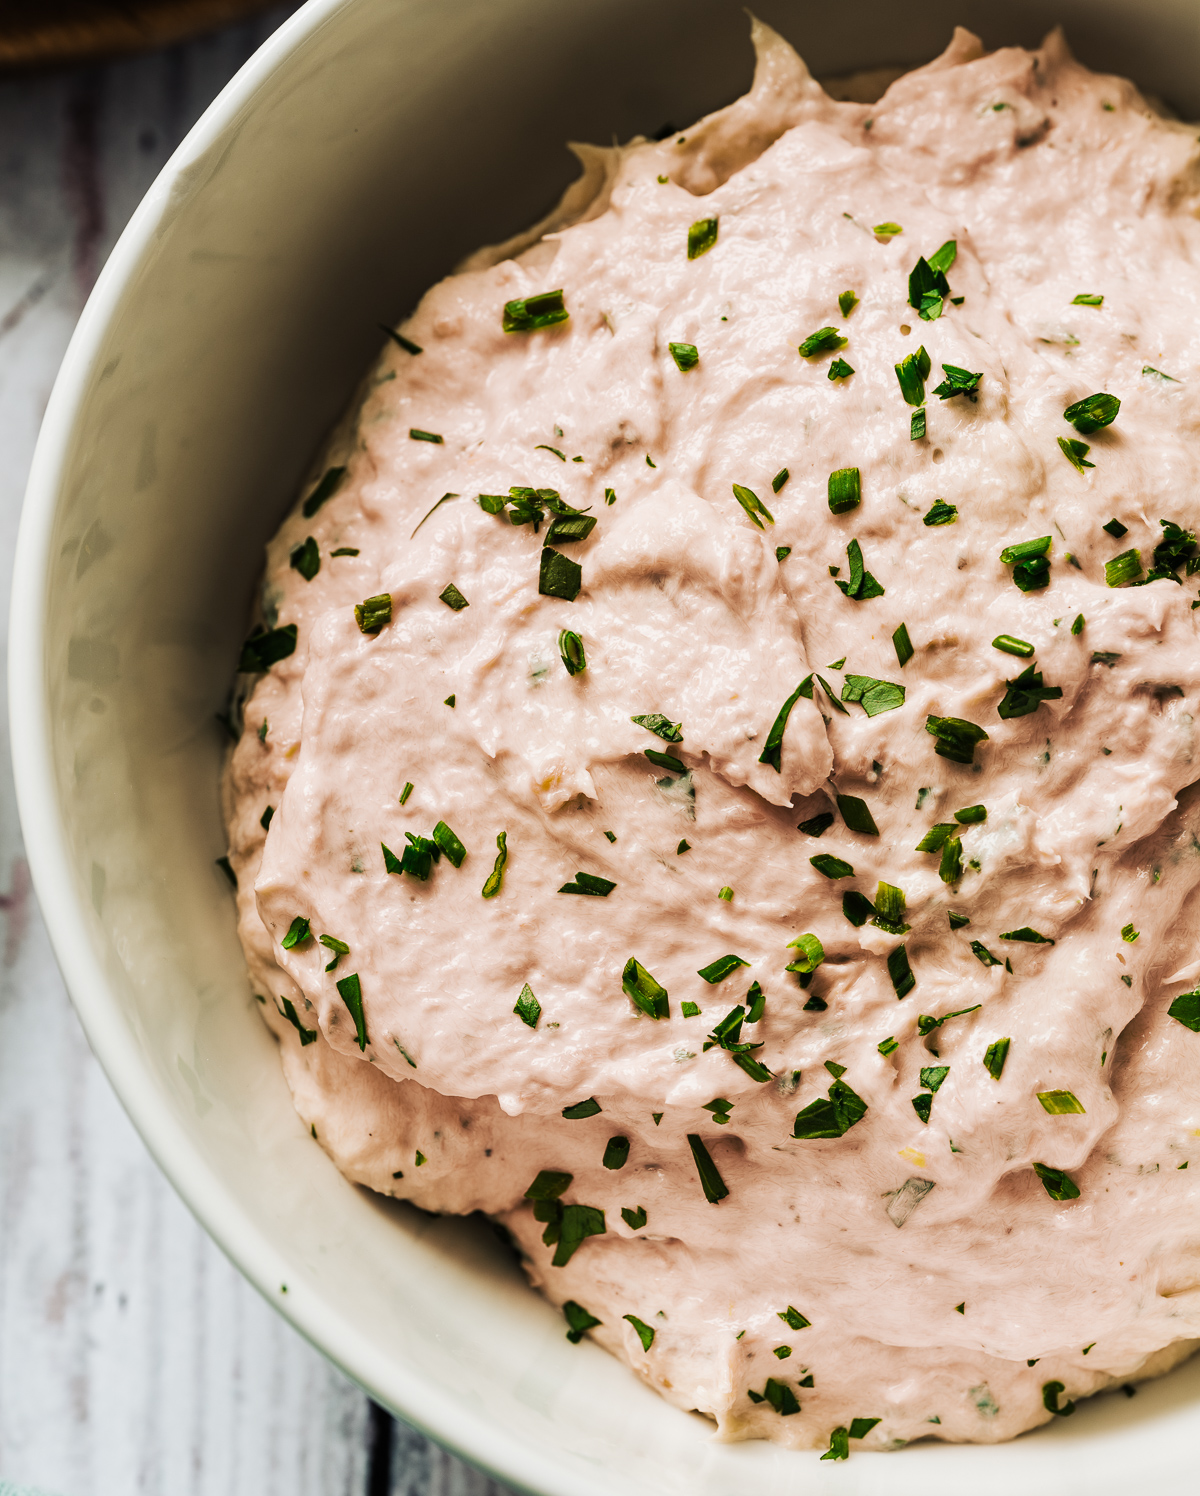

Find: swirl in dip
223;22;1200;1452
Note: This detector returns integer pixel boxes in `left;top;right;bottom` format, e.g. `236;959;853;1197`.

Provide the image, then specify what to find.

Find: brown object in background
0;0;282;70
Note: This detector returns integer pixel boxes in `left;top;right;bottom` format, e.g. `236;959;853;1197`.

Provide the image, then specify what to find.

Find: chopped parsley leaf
983;1037;1010;1079
799;326;847;358
503;289;568;333
1168;991;1200;1031
798;812;834;837
893;622;914;667
409;428;443;444
290;536;319;581
828;358;855;380
993;634;1034;657
837;794;879;836
336;972;368;1049
513;983;541;1027
632;712;683;742
697;954;750;984
239;623;298;672
834;539;885;599
539;548;582;601
912;1094;933;1123
775;546;792;562
669;341;699;371
379;325;422;355
732;483;775;529
438;582;469;611
318;933;349;972
920;1065;949;1092
481;831;508;898
779;1304;811;1330
811;853;854;879
842;673;905;716
1034;1163;1081;1201
827;467;861;514
624;1314;655;1351
838;290;859;318
1038;1089;1085;1114
677;839;691;854
563;1300;601;1343
1058;436;1095;472
302;465;346;518
932;364;982;401
772;1346;792;1360
909;253;951;321
759;681;808;772
687;217;719;259
281;916;311;950
622;1206;648;1230
623;958;669;1020
276;996;317;1045
543;513;597;545
793;1078;868;1139
605;487;617;505
1064;392;1119;434
558;871;616;897
687;1134;730;1202
923;498;957;526
997;664;1063;718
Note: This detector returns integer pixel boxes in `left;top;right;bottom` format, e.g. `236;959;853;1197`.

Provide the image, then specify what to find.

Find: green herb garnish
1064;392;1119;434
558;871;616;897
1038;1089;1085;1114
810;854;854;879
513;983;541;1027
632;713;682;743
792;1078;868;1139
539;548;582;601
336;972;368;1049
932;364;982;401
303;465;346;518
1102;518;1128;538
731;483;775;529
878;1037;899;1056
997;664;1063;718
874;221;903;237
841;673;905;716
602;1136;630;1171
409;428;443;444
799;326;847;358
622;958;669;1019
895;345;930;406
893;622;913;667
562;1098;601;1120
563;1301;601;1342
379;324;422;355
1042;1380;1076;1416
481;831;508;898
772;468;790;493
827;467;861;514
785;933;825;976
331;547;359;557
834;539;885;599
503;289;568;333
239;623;298;672
260;805;274;830
939;836;963;885
923;498;957;526
842;891;874;926
1001;925;1054;943
909;251;951;320
910;409;926;440
624;1314;655;1351
697;955;750;984
558;629;586;675
948;910;970;929
354;593;392;634
838;290;859;317
622;1206;647;1230
837;794;879;836
687;1133;729;1202
1034;1163;1080;1201
888;944;915;998
872;881;910;934
798;812;834;837
954;804;986;823
438;583;469;612
759;681;807;772
281;916;311;949
677;839;690;854
687;217;719;258
290;536;319;581
912;1095;933;1123
971;941;1001;967
276;996;317;1045
1072;293;1103;306
775;546;791;562
1058;436;1095;472
983;1037;1010;1079
828;358;854;380
670;341;699;371
1169;991;1200;1030
926;714;989;764
319;933;349;972
993;634;1033;657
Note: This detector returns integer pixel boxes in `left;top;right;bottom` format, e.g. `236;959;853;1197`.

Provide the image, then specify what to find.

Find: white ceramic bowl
13;1;1200;1490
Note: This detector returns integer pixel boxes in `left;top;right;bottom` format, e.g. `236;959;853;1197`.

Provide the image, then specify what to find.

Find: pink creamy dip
223;23;1200;1451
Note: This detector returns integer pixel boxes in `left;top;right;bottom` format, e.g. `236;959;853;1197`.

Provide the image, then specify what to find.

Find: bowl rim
5;4;602;1492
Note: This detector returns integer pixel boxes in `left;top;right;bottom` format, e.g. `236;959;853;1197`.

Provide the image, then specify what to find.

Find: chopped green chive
841;673;905;716
697;955;750;984
281;916;311;950
731;483;775;529
1105;548;1142;586
379;325;422;355
920;1065;949;1092
838;290;859;317
409;428;443;444
983;1037;1010;1079
687;217;719;258
622;1205;648;1230
772;1346;792;1360
676;839;690;854
895;345;930;406
778;1305;811;1330
993;634;1033;657
1071;613;1085;635
331;546;359;556
1143;364;1179;382
514;983;541;1027
503;289;568;333
837;794;879;836
317;934;349;974
603;1136;630;1170
810;854;854;879
970;941;1001;967
888;944;915;998
1042;1380;1076;1416
775;545;791;562
872;881;910;933
1034;1163;1081;1201
276;996;317;1045
910;409;926;441
1058;436;1095;472
558;871;615;897
337;972;368;1049
481;831;508;898
290;536;319;581
534;444;566;461
260;805;274;831
998;665;1063;719
772;468;790;493
948;910;970;929
827;467;861;514
759;681;807;772
842;891;874;926
912;1094;933;1123
1038;1089;1085;1114
1072;293;1103;306
302;465;346;519
939;836;963;885
878;1036;899;1056
526;1170;573;1200
1102;517;1128;538
687;1133;730;1202
828;358;855;380
923;498;957;526
354;593;392;634
562;1098;601;1120
1120;922;1139;944
239;623;298;672
411;491;461;538
681;1001;700;1018
893;623;914;668
557;629;586;676
792;1078;868;1139
954;804;986;824
785;933;825;976
622;957;669;1019
563;1300;602;1342
669;341;699;371
1001;926;1054;944
916;824;956;853
717;886;733;902
438;582;469;611
834;538;885;600
1168;991;1200;1030
926;714;989;764
1064;393;1119;434
543;512;597;545
874;222;902;237
539;548;582;601
605;487;617;505
799;326;847;358
932;364;982;401
798;812;834;837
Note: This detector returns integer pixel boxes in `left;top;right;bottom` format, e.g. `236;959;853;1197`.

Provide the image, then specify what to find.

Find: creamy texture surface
223;24;1200;1451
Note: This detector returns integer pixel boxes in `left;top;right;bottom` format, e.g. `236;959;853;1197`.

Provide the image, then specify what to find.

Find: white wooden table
0;12;516;1494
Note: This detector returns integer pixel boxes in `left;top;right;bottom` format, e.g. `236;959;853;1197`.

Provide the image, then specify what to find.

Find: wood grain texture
0;13;516;1494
